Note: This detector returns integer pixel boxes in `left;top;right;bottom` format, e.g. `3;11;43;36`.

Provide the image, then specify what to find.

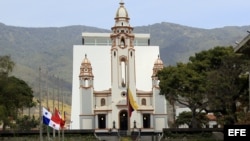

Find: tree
158;46;250;128
158;63;207;128
206;54;249;125
16;115;39;131
0;55;15;130
189;46;235;72
175;111;208;128
0;55;35;130
0;55;15;76
189;46;250;125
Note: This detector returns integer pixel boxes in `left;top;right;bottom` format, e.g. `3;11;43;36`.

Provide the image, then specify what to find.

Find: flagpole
127;57;131;135
46;69;50;140
127;88;131;135
52;80;55;138
57;76;60;112
62;92;65;141
57;76;60;141
39;67;43;141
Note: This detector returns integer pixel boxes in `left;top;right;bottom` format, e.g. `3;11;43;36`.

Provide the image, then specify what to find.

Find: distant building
175;107;220;128
70;1;168;132
234;31;250;54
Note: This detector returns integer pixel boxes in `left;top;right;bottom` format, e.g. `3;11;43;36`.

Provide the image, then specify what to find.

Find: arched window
101;98;105;106
84;79;89;87
120;58;126;87
141;98;146;106
121;38;125;47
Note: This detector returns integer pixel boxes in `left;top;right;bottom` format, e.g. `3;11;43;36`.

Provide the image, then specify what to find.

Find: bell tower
79;54;94;129
110;1;136;93
110;1;137;129
152;55;164;88
79;54;94;88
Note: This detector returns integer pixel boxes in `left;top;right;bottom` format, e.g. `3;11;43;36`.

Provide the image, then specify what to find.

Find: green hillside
0;22;249;105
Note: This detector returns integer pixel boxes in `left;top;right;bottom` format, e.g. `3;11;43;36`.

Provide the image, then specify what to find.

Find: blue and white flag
42;107;61;130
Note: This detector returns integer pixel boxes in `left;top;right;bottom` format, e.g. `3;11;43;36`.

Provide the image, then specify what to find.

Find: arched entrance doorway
119;110;128;130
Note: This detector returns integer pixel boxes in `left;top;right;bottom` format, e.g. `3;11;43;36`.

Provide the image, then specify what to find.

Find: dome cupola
79;54;93;78
115;1;129;19
152;55;164;77
112;0;131;28
154;55;164;67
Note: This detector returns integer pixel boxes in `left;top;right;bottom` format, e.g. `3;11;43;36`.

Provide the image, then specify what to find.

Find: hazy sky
1;0;249;29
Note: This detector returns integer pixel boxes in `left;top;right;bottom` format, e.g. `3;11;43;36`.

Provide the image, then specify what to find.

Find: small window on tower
141;98;146;106
101;98;105;106
84;79;89;87
121;38;125;47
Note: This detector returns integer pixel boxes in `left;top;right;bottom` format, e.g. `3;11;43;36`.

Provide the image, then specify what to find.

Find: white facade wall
71;45;161;129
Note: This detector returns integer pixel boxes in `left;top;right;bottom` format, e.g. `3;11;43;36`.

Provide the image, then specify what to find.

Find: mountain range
0;22;249;105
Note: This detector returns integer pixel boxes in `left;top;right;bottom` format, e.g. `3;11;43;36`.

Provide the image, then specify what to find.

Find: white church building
71;1;168;132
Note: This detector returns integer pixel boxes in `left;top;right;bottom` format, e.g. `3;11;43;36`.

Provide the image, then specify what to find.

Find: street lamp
133;120;137;128
113;121;116;129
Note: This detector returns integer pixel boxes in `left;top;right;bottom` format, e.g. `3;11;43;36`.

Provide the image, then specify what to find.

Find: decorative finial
85;54;87;58
120;0;124;5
